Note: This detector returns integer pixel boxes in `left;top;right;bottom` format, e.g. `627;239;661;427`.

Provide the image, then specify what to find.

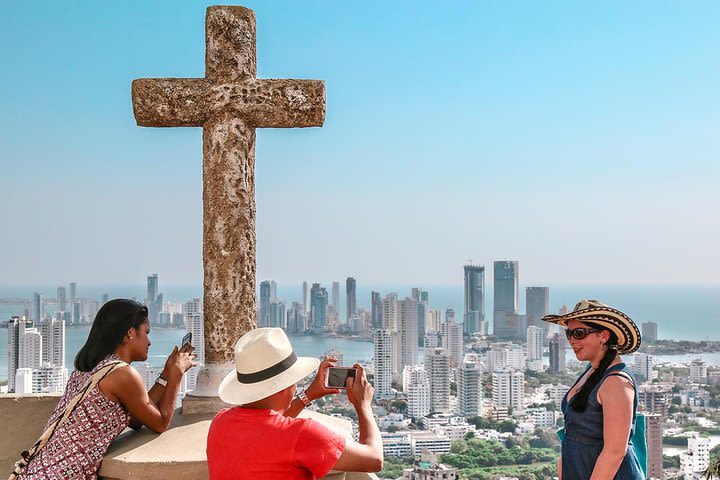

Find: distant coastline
639;340;720;355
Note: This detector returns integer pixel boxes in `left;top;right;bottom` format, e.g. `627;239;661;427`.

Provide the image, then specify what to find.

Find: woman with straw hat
543;300;645;479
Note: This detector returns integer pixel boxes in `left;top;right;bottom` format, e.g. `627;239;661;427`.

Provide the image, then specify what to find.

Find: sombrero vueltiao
542;299;641;355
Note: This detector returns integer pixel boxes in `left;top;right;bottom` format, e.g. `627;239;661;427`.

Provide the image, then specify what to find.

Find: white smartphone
324;367;357;389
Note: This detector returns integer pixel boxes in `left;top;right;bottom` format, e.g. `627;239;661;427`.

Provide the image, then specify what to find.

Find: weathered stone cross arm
132;78;325;128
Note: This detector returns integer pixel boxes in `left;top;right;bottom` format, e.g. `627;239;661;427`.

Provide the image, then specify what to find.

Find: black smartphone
181;332;192;348
324;367;356;389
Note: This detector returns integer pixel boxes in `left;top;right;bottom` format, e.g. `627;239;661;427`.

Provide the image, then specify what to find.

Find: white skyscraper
458;361;483;416
39;317;65;367
183;298;204;392
492;368;525;412
399;297;419;371
680;433;710;478
486;347;509;373
373;329;393;399
14;368;34;394
404;365;431;418
690;359;708;384
8;317;43;392
426;347;450;414
380;293;401;374
31;365;68;394
440;320;463;366
526;326;543;362
507;345;527;371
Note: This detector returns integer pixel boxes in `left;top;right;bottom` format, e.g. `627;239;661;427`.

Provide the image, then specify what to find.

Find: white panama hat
218;328;320;405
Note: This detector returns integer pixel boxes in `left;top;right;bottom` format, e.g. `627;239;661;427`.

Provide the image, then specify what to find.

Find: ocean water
1;283;718;382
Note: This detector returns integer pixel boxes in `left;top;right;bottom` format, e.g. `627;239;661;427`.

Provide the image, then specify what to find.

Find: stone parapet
0;394;377;480
0;394;61;475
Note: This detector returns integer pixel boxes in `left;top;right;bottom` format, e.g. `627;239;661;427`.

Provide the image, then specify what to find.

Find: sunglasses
565;327;602;340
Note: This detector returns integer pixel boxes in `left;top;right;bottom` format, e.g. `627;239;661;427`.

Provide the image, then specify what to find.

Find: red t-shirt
207;407;346;480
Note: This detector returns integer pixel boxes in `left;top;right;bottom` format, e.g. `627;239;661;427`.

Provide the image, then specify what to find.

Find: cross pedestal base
182;362;234;414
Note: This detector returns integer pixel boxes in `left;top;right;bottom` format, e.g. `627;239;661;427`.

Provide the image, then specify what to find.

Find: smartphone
181;332;192;348
325;367;356;389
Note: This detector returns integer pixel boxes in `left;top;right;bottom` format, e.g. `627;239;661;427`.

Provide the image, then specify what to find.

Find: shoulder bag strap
8;360;128;480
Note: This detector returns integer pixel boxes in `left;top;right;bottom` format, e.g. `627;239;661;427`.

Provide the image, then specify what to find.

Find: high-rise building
680;433;709;478
492;368;524;411
549;332;566;373
346;277;357;323
371;291;381;329
403;365;431;418
145;274;162;325
184;298;204;392
641;321;658;344
458;361;483;416
56;287;67;312
268;299;286;328
634;353;653;382
310;284;328;332
39;317;65;367
398;298;419;370
445;309;455;323
7;317;43;392
32;293;42;322
380;293;400;373
373;329;393;399
426;348;450;414
302;281;309;314
463;264;485;335
331;282;340;316
71;301;82;326
100;293;109;307
69;282;77;304
526;287;550;333
493;261;519;338
645;413;663;480
638;384;672;416
286;302;306;334
690;359;708;384
147;274;158;302
526;326;543;362
259;280;272;327
440;320;463;366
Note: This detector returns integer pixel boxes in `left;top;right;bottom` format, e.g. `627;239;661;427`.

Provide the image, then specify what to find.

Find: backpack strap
8;360;127;480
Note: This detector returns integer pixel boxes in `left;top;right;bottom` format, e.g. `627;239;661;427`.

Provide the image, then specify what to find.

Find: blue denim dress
561;363;645;479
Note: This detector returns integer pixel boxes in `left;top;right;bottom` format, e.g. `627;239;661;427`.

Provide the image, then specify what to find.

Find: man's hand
305;356;341;401
346;363;373;409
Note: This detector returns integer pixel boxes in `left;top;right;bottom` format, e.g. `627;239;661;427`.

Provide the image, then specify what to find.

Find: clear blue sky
1;1;719;286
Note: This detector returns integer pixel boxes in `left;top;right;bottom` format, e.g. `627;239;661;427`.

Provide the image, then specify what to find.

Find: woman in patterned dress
18;298;196;479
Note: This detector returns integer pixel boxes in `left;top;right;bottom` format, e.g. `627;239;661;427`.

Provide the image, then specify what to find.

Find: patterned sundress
18;354;131;479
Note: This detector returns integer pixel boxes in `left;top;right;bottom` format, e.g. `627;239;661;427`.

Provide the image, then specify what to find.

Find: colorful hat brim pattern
542;303;641;355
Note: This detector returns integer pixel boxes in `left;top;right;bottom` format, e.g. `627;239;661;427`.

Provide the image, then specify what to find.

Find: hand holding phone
181;332;192;348
324;367;357;389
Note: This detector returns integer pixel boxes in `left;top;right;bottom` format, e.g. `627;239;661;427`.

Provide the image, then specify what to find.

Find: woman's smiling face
566;319;608;362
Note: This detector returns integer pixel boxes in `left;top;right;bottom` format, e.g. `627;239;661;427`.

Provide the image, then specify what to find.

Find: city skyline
2;2;719;286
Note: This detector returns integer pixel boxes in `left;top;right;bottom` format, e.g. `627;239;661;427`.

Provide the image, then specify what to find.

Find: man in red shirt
207;328;383;479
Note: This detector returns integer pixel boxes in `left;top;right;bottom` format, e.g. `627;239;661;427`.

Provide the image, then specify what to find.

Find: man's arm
332;364;383;473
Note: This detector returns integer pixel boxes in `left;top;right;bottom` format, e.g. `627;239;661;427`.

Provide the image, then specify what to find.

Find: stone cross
132;6;325;385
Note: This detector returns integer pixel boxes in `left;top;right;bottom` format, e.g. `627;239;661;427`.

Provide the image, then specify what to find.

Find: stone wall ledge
0;395;378;480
